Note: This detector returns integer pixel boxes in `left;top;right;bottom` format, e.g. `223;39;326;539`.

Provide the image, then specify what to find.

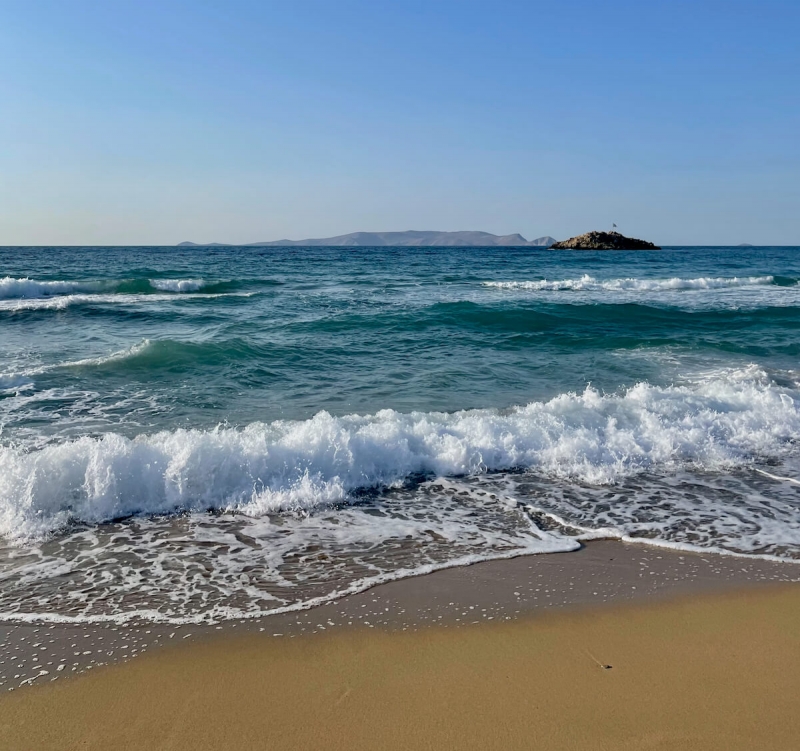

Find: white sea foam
0;342;152;394
0;294;165;311
0;373;35;391
0;479;578;624
2;465;799;625
0;276;215;300
0;276;106;299
149;278;206;292
58;340;154;369
1;365;797;543
0;545;576;626
484;275;776;292
1;367;799;624
0;292;252;311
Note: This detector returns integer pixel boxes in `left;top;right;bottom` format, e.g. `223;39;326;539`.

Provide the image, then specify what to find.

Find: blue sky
1;0;797;245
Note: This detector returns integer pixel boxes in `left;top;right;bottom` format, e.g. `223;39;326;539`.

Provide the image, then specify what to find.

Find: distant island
178;231;557;248
549;230;660;250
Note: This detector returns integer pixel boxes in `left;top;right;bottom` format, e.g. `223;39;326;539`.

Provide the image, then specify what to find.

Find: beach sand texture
2;582;799;751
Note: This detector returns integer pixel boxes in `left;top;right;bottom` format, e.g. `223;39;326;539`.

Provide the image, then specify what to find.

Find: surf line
754;468;800;486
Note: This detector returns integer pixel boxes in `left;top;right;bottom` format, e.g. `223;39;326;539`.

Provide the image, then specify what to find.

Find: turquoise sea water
1;245;799;623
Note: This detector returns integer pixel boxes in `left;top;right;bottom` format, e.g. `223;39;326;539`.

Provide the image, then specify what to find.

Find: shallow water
1;245;799;622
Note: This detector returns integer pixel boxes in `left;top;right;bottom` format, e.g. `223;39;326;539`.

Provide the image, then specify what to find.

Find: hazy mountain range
177;231;557;247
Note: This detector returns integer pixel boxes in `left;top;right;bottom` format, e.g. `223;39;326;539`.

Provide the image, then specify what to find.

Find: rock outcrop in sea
549;231;660;250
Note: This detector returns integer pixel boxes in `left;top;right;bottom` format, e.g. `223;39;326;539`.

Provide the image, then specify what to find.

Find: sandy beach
3;3;798;748
2;542;799;750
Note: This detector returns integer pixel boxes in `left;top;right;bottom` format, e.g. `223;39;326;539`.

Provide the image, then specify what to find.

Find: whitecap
149;279;206;292
0;373;35;391
57;340;153;369
1;365;798;543
0;292;253;311
0;276;106;300
483;275;776;292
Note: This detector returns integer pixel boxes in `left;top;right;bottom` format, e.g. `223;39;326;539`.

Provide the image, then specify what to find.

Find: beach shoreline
2;540;800;749
6;544;800;751
2;540;798;690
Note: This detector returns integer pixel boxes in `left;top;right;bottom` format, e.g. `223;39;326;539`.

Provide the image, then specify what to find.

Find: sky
0;0;798;246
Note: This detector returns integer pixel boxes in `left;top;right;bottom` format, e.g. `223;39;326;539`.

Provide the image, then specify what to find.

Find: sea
1;244;799;625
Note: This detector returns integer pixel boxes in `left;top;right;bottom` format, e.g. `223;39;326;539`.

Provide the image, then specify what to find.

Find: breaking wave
149;278;206;292
1;365;798;543
484;275;780;292
0;277;108;299
0;276;236;301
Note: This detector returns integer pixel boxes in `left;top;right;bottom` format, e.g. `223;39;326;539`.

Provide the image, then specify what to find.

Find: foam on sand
6;582;799;749
0;365;799;624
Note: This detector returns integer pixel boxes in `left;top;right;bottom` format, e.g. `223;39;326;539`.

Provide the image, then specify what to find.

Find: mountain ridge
177;231;556;247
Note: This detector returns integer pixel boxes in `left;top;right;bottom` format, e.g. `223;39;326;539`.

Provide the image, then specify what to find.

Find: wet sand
2;542;800;749
1;540;797;691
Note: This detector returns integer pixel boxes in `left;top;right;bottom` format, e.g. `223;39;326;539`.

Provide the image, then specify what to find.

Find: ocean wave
0;277;109;299
0;291;256;312
0;339;268;387
0;343;152;388
60;337;275;370
57;340;155;369
149;278;207;292
0;276;236;301
483;275;778;292
1;365;797;542
0;373;35;391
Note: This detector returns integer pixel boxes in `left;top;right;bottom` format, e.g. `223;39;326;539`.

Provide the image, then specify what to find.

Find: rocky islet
549;231;660;250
